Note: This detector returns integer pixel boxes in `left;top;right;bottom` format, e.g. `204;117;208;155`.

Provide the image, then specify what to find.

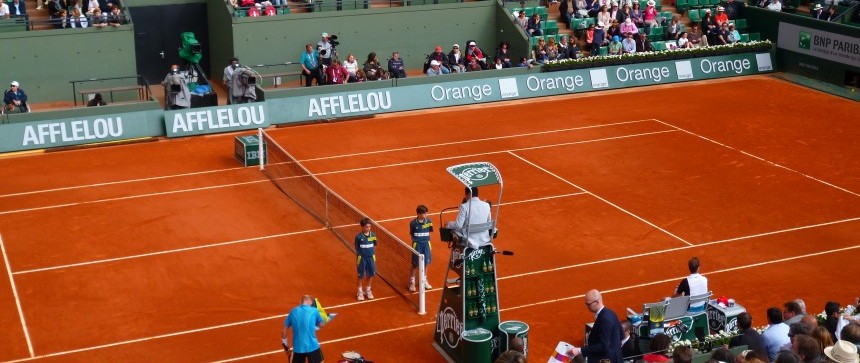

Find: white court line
652;119;860;198
13;193;587;275
0;119;652;200
2;295;403;363
0;180;268;216
506;151;693;247
499;215;860;281
0;231;34;357
313;130;678;177
7;223;859;362
214;244;860;362
0;167;248;199
0;130;672;216
300;119;656;162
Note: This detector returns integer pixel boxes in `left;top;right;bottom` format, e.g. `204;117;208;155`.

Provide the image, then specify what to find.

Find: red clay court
0;75;859;362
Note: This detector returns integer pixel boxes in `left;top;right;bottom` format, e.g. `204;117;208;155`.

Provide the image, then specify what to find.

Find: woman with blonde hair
810;325;835;352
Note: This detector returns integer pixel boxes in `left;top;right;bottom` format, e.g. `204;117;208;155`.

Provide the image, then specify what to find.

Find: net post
324;190;330;227
418;254;426;315
257;128;265;171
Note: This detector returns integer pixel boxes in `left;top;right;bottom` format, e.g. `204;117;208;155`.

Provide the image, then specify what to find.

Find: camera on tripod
329;34;340;47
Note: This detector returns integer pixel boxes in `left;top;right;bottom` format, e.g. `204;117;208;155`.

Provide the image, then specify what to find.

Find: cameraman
317;32;333;67
223;57;239;104
300;44;323;87
162;65;190;110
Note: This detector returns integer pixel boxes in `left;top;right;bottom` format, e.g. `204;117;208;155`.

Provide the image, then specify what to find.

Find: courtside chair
664;296;692;320
734;18;747;30
598;46;609;56
740;33;750;42
687;291;712;314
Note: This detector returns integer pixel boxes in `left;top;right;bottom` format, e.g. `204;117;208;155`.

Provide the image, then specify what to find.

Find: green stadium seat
733;18;747;30
659;11;673;20
652;41;667;51
524;7;535;17
544;20;559;35
676;0;689;13
648;26;664;41
598;46;609;56
280;6;291;14
749;32;760;41
688;9;701;22
531;36;543;47
572;18;585;31
740;33;750;43
708;0;720;6
688;0;701;9
535;6;548;21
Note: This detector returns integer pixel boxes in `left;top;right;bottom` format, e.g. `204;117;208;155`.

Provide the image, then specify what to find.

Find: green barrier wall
0;50;774;151
223;2;502;82
745;7;860;86
0;27;138;102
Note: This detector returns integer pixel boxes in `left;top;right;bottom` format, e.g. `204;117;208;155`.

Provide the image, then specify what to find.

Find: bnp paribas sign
777;22;860;68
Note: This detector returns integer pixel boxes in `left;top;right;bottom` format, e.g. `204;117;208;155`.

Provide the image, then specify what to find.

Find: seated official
4;81;29;114
446;187;492;249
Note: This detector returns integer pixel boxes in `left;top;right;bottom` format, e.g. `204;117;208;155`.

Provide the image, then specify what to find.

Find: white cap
430;60;440;66
321;32;328;37
10;81;19;87
597;21;605;27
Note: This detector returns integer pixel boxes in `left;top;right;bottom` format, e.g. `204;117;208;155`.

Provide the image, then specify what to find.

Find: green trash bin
499;320;530;357
463;328;494;363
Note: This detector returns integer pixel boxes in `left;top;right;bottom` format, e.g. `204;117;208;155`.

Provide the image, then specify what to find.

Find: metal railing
69;75;153;107
230;0;469;17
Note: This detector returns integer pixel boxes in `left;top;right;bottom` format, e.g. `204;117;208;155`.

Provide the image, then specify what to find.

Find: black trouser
303;67;322;87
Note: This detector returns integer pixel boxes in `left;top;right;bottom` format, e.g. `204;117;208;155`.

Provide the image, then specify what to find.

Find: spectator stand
70;75;153;107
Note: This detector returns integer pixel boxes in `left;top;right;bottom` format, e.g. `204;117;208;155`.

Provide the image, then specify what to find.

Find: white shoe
424;281;432;289
36;5;43;9
366;290;374;300
357;290;364;301
408;282;417;292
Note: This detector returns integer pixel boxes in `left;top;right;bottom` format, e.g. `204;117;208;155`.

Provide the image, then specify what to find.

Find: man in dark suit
620;321;641;361
729;312;768;362
570;289;623;363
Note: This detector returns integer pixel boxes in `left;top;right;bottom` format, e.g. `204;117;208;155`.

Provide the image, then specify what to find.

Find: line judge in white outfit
673;257;708;311
447;187;492;249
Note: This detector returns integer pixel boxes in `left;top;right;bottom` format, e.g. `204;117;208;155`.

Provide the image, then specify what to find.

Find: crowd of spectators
619;298;860;363
44;0;125;28
295;32;532;86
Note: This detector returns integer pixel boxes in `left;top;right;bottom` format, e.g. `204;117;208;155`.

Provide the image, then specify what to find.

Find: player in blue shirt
409;204;433;292
355;217;377;301
282;295;327;363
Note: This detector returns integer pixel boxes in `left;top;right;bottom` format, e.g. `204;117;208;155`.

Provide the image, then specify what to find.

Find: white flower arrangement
541;40;773;72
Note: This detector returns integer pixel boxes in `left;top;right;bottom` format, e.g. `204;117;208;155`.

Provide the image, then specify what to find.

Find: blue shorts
357;255;376;278
412;242;431;267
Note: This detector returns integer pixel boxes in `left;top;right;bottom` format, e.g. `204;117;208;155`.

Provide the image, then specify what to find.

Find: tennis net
258;129;426;314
